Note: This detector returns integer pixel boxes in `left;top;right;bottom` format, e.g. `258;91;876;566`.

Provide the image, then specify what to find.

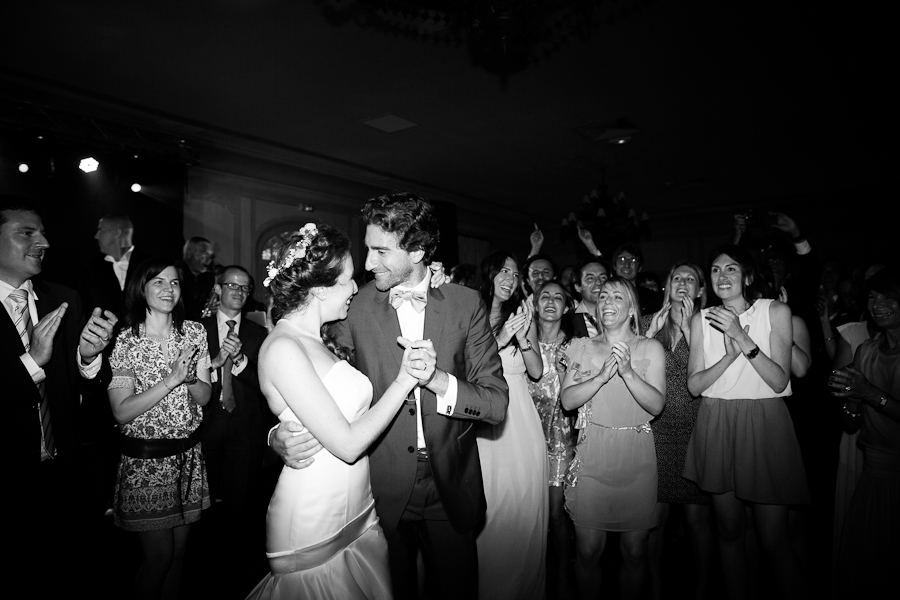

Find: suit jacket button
408;407;416;416
407;446;415;453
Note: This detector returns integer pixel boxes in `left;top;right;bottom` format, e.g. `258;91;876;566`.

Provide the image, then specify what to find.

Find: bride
246;223;428;600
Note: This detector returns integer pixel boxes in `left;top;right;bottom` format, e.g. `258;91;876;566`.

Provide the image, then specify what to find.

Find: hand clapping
79;307;118;363
611;341;633;377
167;345;199;388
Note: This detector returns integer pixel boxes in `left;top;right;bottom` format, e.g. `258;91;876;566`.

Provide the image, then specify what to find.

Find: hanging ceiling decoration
316;0;656;76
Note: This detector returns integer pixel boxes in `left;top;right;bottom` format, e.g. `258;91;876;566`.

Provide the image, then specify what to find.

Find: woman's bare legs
752;503;806;600
548;485;574;598
620;529;651;600
132;524;192;600
647;502;670;600
574;526;606;600
712;492;749;600
684;503;715;600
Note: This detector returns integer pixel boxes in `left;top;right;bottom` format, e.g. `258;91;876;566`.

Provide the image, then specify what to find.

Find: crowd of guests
3;191;897;600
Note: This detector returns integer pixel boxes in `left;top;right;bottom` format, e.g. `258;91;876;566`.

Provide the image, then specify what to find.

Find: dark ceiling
1;1;895;221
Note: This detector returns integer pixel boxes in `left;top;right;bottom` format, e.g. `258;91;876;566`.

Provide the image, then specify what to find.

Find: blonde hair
596;277;641;336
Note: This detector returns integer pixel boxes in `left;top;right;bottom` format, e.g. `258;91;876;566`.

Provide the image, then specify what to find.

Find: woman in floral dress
528;281;576;598
108;257;212;600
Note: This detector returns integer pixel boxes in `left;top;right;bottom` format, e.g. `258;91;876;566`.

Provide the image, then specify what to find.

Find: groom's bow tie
389;288;427;313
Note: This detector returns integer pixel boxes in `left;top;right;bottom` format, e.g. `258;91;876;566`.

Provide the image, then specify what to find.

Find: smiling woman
560;277;665;600
475;250;547;600
833;266;900;598
683;244;808;600
106;256;212;600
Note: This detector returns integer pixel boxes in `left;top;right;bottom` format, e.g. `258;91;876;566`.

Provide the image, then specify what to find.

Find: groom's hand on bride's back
270;421;323;469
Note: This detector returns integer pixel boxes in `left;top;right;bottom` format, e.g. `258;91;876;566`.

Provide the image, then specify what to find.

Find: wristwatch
233;354;245;368
876;394;890;412
745;346;760;360
521;340;534;353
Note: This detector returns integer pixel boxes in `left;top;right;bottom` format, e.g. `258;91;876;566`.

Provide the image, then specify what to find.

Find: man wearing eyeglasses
611;243;663;314
199;265;269;585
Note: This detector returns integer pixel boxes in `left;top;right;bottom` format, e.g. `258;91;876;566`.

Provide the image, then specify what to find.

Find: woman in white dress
246;223;427;600
475;250;548;600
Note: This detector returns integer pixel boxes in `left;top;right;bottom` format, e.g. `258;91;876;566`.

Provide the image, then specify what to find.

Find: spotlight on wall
18;163;29;173
79;157;100;173
131;183;142;193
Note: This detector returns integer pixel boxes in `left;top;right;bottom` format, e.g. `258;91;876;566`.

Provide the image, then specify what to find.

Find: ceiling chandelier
316;0;656;75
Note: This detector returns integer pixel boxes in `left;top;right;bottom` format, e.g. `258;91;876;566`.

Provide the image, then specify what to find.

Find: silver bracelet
842;402;861;418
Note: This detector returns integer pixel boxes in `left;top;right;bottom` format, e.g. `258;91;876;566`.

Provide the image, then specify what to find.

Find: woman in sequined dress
528;281;576;598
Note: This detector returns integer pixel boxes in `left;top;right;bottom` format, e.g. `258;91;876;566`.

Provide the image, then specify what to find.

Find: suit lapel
373;290;404;369
33;279;53;320
423;286;445;353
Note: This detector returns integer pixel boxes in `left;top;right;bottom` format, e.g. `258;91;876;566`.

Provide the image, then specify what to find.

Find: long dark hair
532;280;574;343
123;257;186;337
266;223;353;362
706;244;766;306
478;250;524;337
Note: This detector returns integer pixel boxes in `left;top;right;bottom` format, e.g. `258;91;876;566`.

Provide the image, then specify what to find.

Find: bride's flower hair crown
263;223;318;288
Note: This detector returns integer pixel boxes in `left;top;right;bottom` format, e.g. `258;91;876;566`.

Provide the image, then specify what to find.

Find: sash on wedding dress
267;501;380;574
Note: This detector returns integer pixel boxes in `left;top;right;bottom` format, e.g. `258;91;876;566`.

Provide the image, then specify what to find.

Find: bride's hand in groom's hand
398;337;437;387
271;421;323;470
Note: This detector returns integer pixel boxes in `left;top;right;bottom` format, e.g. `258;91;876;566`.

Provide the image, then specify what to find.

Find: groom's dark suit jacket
334;281;508;537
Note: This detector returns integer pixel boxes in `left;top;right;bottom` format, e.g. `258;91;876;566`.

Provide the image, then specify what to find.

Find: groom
273;192;508;599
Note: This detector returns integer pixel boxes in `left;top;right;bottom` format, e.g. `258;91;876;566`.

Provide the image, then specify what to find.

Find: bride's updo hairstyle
265;223;353;360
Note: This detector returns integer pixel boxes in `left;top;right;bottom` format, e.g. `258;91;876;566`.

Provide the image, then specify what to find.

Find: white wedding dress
246;360;392;600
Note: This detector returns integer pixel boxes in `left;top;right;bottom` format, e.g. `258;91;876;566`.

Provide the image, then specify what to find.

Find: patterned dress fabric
528;338;575;487
641;316;709;505
109;321;211;531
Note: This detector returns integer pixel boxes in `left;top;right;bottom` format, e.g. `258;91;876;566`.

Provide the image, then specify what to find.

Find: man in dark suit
176;236;216;320
81;214;150;481
273;192;508;600
198;264;269;592
0;196;116;592
199;267;268;513
82;214;149;320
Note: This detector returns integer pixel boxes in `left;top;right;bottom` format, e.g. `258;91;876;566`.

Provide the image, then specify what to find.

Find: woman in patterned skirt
528;281;576;598
108;257;212;600
642;263;714;600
